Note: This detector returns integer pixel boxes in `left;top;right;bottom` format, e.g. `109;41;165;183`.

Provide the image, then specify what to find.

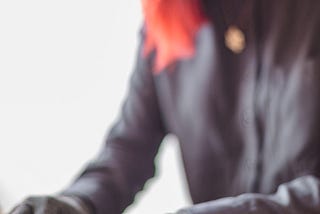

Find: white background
0;1;190;213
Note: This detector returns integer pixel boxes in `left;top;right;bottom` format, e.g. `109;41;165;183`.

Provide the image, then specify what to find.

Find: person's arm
9;195;92;214
9;29;166;214
176;175;320;214
61;29;167;214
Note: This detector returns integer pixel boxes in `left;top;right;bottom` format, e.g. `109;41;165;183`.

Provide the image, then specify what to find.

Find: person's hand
9;195;91;214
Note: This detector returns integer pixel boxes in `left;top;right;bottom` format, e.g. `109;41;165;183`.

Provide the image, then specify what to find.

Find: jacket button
225;25;246;54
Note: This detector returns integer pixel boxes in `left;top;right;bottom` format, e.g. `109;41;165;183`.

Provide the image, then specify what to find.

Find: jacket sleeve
62;30;167;214
178;175;320;214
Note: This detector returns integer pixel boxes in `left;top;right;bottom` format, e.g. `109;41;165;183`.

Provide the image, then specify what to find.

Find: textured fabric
141;0;207;72
64;0;320;213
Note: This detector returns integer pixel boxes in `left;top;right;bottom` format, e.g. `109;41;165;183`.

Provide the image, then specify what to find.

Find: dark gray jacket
64;0;320;213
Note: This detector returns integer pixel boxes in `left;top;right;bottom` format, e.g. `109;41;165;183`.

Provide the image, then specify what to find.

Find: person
10;0;320;213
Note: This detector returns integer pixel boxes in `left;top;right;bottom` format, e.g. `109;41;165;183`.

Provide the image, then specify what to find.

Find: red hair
141;0;208;73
